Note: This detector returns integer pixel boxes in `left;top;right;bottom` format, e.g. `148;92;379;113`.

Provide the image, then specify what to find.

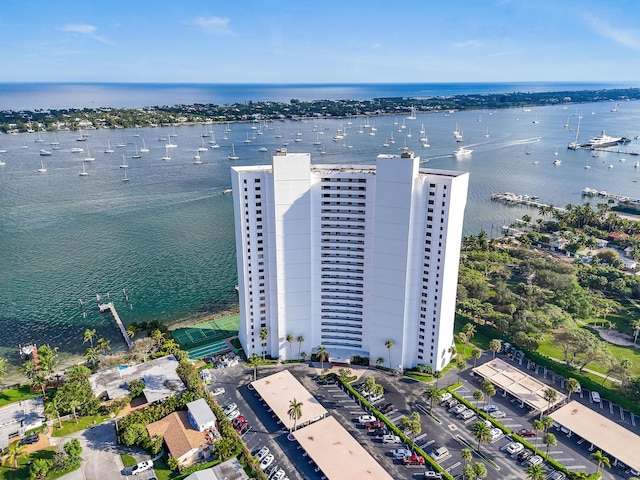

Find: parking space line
565;465;587;470
632;414;637;427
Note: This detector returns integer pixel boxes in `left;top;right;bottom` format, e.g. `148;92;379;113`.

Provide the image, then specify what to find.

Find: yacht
79;162;89;177
84;147;95;162
38;159;47;173
70;147;83;153
228;144;239;161
39;149;52;156
139;139;149;153
104;140;115;153
554;159;562;165
119;155;129;169
453;146;473;159
581;130;629;149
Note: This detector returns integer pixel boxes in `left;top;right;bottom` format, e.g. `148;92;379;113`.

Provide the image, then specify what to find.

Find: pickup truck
404;454;425;466
364;420;384;430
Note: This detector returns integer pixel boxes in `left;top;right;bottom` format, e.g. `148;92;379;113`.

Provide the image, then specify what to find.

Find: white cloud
585;17;640;50
451;40;482;48
61;24;97;34
184;16;233;35
488;48;525;57
371;43;381;49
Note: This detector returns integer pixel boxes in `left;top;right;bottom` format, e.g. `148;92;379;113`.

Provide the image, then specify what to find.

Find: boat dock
99;302;133;349
490;192;566;213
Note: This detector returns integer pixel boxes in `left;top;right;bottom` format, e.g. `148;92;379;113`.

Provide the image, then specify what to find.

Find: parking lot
204;353;637;480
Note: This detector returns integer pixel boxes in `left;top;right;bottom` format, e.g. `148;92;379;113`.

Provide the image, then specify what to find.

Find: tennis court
186;339;231;360
171;314;240;350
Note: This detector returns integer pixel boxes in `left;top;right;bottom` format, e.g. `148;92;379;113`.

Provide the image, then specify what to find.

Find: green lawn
0;386;40;408
51;414;110;437
0;447;57;480
120;454;137;468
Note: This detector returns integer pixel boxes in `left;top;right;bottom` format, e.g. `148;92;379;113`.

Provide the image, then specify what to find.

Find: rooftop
550;401;640;472
88;355;185;403
472;358;565;412
187;398;216;430
0;397;45;450
146;410;208;460
251;370;327;431
183;458;249;480
292;416;393;480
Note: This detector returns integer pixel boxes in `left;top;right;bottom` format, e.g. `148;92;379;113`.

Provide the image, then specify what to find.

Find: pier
490;192;566;213
99;302;133;349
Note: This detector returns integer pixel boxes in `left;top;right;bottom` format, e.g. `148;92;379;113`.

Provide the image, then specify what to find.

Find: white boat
84;146;95;162
122;169;130;182
258;146;268;152
453;123;463;142
635;161;639;168
39;149;52;156
313;133;321;146
79;161;89;176
162;148;171;161
208;131;219;148
532;115;539;124
228;144;239;160
244;133;252;144
453;146;473;158
532;160;539;165
166;137;177;148
104;139;115;153
406;128;412;138
34;131;44;143
197;137;208;152
131;145;141;159
554;159;562;165
38;159;47;172
50;134;59;146
0;154;6;166
193;150;203;164
119;154;129;169
71;147;83;153
484;127;490;138
407;106;417;120
76;130;87;141
419;123;426;135
139;138;149;153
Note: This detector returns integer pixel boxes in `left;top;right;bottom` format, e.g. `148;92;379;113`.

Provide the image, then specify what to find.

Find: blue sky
2;0;640;83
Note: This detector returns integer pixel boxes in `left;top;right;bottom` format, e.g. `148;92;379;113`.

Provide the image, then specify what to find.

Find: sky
2;0;640;84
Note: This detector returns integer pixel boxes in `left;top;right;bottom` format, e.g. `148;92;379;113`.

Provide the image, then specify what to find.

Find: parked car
223;403;238;415
489;410;506;418
260;454;275;470
364;420;384;430
423;471;442;479
392;448;411;459
546;471;566;480
358;414;376;424
527;455;544;467
379;404;396;414
439;392;452;404
506;442;524;455
211;387;225;396
272;469;286;480
371;428;390;437
590;391;601;403
369;394;383;403
481;404;498;413
382;434;401;444
131;460;153;476
430;446;450;462
444;398;459;409
256;446;270;461
227;409;241;421
517;450;533;462
236;422;250;435
458;409;475;420
489;428;502;441
517;428;537;438
404;454;425;465
450;404;466;415
19;434;39;446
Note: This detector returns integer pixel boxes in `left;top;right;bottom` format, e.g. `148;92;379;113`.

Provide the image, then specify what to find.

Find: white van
590;391;601;403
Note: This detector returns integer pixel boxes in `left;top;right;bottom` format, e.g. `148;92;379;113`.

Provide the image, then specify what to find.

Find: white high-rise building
231;149;469;371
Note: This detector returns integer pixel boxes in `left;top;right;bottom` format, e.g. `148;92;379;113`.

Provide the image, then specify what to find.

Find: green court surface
171;314;240;350
186;339;231;360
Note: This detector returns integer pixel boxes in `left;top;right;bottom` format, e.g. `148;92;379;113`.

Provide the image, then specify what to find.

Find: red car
364;420;384;429
517;428;537;438
236;421;250;435
404;454;425;466
232;415;246;428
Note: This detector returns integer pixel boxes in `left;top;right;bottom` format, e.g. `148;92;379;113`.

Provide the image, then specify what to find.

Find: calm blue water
0;82;630;111
1;83;640;365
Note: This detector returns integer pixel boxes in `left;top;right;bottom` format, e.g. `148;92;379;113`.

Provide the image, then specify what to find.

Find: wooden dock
99;302;133;349
490;192;566;213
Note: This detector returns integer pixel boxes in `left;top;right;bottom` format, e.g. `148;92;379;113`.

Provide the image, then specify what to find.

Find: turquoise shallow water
1;99;640;363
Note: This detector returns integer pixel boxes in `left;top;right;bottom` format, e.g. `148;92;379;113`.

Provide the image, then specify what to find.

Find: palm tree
432;370;443;389
542;387;558;419
259;327;268;360
44;398;63;429
565;378;580;403
462;464;476;480
456;359;467;383
472;462;487;479
470;421;491;453
31;372;48;398
85;346;100;367
462;323;476;344
591;450;610;475
526;464;545;480
287;398;303;432
385;339;394;369
489;339;501;358
297;336;304;358
83;328;97;347
96;337;111;354
286;334;294;359
376;357;384;367
316;346;328;369
0;357;7;381
461;448;472;466
473;390;484;410
126;326;136;339
482;382;496;410
471;348;482;367
1;441;25;469
249;353;260;381
531;419;544;449
457;332;469;355
69;399;81;423
542;432;557;461
424;386;441;411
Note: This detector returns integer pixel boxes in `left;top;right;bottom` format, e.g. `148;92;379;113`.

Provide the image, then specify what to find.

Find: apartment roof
292;416;393;480
472;358;565;412
146;410;206;460
187;398;216;429
550;401;640;471
251;370;327;431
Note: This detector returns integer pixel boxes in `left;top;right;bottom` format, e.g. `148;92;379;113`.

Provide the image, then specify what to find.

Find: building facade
231;150;468;371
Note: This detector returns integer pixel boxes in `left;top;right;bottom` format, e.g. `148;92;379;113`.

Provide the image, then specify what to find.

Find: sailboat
104;139;115;153
162;147;171;161
122;169;130;182
228;144;239;160
38;159;47;173
209;131;219;148
193;150;202;164
139;138;149;153
0;154;6;166
84;146;95;162
79;161;89;176
244;133;252;144
407;106;417;120
119;154;129;169
484;127;490;138
131;145;141;159
166;137;177;149
197;137;208;152
50;133;60;147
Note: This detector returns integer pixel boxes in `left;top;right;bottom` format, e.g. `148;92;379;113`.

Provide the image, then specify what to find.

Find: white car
211;387;225;396
590;391;601;403
506;442;524;455
489;410;506;418
458;409;475;420
260;453;275;470
489;428;502;441
272;469;286;480
424;472;442;479
382;434;401;444
223;403;238;415
256;446;270;461
527;455;543;467
130;460;153;476
392;448;411;459
439;392;452;404
430;446;450;462
227;409;241;421
450;404;466;415
358;414;376;424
